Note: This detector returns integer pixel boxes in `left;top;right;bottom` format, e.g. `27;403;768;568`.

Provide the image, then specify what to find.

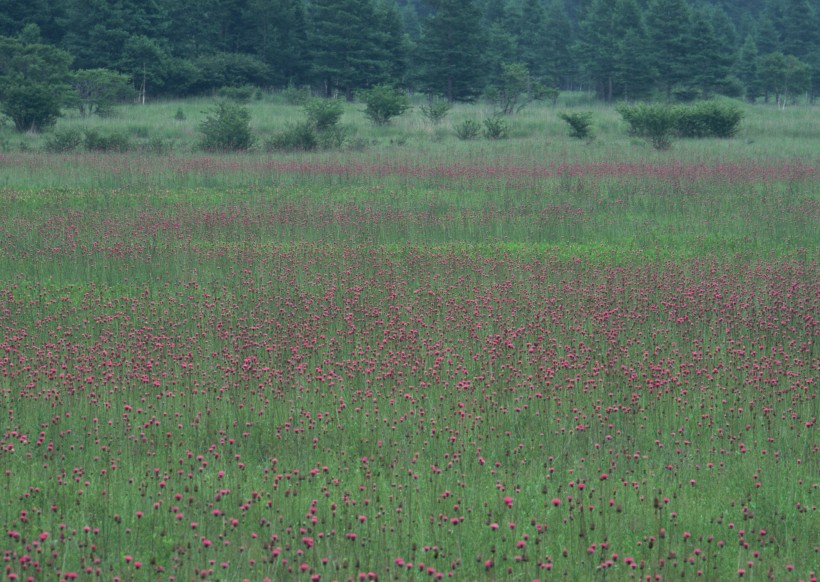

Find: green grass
0;97;817;581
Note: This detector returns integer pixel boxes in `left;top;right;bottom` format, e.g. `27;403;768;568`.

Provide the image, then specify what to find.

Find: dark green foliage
310;0;392;98
577;0;654;102
541;87;560;106
617;102;679;150
1;84;64;132
646;0;694;99
610;0;657;101
1;0;813;105
191;53;272;95
303;99;344;131
674;101;744;138
757;52;811;104
419;97;451;125
283;84;313;105
418;0;487;102
454;119;481;140
361;84;410;125
489;62;533;115
217;85;260;103
688;7;733;99
44;127;83;152
71;68;134;117
265;120;319;152
482;115;508;139
559;111;594;139
198;102;255;152
83;129;131;152
735;35;762;101
619;100;743;149
0;37;73;132
267;99;347;151
245;0;310;87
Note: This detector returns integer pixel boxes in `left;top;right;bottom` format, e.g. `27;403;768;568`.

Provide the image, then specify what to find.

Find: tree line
0;0;816;130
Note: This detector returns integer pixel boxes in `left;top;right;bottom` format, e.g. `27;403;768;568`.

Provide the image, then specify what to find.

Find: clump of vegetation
619;100;744;150
71;68;134;117
454;119;481;140
617;103;679;150
216;84;259;103
303;98;344;132
282;84;312;105
674;100;743;138
44;127;84;152
482;115;508;140
83;129;131;152
198;102;255;152
265;120;319;152
559;111;594;140
267;98;347;152
361;84;410;125
419;97;452;125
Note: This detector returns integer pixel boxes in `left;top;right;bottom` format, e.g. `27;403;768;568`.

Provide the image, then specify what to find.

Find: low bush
84;129;131;152
419;97;452;125
674;100;743;138
265;121;318;152
617;103;679;150
454;119;481;140
303;99;344;132
483;116;508;140
198;102;255;152
361;85;410;126
44;127;83;152
558;111;594;140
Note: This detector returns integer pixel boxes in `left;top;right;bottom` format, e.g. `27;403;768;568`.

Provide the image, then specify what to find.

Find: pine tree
576;0;617;100
515;0;552;83
735;34;762;101
543;0;575;89
245;0;310;87
310;0;391;98
753;13;780;57
374;0;411;86
689;6;732;98
779;0;818;60
612;0;656;101
418;0;487;101
646;0;694;99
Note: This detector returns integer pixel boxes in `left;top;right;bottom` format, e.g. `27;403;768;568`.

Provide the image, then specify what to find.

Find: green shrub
674;100;743;138
617;103;679;150
44;127;83;153
361;84;410;125
265;121;318;152
84;129;131;152
217;84;258;103
198;102;255;152
558;111;594;140
482;116;508;140
419;97;452;125
303;99;344;132
316;125;347;149
454;119;481;140
283;84;312;105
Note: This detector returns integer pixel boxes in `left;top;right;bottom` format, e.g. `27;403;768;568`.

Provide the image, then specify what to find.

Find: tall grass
0;94;817;581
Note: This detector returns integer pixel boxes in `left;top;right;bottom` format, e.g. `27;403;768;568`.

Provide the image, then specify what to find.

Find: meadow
0;96;817;581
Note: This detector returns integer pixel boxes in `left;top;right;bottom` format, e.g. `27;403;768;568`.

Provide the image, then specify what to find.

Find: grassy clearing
0;98;817;581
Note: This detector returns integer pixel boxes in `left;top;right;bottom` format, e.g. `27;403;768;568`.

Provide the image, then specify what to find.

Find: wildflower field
0;103;818;581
